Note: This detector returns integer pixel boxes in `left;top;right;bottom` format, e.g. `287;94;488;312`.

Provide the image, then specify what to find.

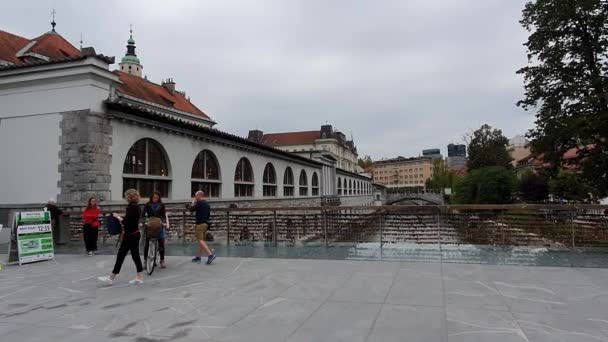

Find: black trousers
112;233;143;274
144;237;165;261
83;224;98;252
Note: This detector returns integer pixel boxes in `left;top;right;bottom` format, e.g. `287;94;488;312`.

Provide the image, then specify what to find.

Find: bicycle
146;233;159;275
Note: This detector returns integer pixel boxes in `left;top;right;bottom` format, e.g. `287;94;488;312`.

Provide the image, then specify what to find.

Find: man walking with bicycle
188;191;216;264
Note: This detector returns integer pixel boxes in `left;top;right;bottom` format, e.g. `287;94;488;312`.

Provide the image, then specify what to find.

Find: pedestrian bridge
386;191;444;205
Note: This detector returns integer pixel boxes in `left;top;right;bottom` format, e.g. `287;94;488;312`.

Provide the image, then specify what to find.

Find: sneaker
206;254;216;265
192;256;202;262
129;279;144;285
160;261;166;269
87;251;93;257
98;276;113;286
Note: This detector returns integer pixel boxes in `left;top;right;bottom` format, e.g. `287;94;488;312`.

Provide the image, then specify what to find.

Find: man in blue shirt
189;191;216;264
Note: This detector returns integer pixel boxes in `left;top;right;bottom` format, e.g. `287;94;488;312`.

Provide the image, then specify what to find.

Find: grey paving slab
329;274;395;304
286;301;381;342
367;304;446;342
1;254;608;341
513;312;608;342
446;308;528;342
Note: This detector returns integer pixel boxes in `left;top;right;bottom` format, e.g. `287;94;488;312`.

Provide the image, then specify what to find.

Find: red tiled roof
261;131;321;146
114;70;210;119
28;32;80;60
0;30;29;64
0;30;79;65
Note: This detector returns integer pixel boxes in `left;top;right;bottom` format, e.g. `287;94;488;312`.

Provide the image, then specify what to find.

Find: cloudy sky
2;0;534;160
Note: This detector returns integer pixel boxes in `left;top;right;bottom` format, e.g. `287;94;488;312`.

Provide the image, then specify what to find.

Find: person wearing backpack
143;191;169;269
82;197;100;256
98;189;144;286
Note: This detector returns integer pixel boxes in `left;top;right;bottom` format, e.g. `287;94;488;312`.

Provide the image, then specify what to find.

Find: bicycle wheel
146;239;157;275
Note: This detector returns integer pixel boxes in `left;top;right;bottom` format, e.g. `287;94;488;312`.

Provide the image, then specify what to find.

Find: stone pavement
1;255;608;342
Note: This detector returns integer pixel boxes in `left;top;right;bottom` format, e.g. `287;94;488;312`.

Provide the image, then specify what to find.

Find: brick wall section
57;110;112;204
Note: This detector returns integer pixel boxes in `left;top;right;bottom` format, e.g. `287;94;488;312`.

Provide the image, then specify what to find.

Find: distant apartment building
447;143;467;168
507;135;531;167
248;125;360;173
422;148;443;160
372;157;434;188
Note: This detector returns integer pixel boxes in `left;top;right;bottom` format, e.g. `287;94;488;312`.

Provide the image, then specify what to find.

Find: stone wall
339;195;375;207
57;110;112;204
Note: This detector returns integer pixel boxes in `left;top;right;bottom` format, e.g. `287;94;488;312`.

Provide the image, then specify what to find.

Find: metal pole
181;210;186;245
571;210;575;249
380;210;384;260
323;209;328;247
226;211;231;246
273;210;278;247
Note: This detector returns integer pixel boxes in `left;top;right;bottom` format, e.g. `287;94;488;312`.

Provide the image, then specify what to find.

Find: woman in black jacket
98;189;144;285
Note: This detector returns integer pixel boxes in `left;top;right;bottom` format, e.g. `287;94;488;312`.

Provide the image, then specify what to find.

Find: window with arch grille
263;163;277;197
299;170;308;196
337;178;342;195
283;167;294;197
234;158;254;197
349;179;353;195
123;138;170;198
191;150;221;198
311;172;319;196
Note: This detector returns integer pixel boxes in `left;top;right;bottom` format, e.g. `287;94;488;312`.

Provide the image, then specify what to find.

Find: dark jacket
144;202;166;219
47;203;63;220
123;202;141;235
190;200;210;224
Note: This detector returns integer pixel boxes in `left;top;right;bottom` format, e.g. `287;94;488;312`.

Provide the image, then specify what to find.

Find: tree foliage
518;0;608;197
517;171;549;202
453;166;516;204
549;171;593;202
466;124;513;170
425;159;460;191
358;155;373;169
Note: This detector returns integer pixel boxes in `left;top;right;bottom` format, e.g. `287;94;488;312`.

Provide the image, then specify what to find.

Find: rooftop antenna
51;8;57;32
79;33;83;49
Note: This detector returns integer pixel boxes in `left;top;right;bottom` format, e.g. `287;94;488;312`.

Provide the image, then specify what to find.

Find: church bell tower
118;26;142;77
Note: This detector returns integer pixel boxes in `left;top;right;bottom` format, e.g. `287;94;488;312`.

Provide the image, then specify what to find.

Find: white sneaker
128;279;144;285
87;251;93;257
98;276;113;285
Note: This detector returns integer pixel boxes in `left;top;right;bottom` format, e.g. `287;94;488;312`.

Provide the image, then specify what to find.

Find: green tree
358;155;373;169
517;171;549;203
549;171;593;203
425;159;459;192
453;166;516;204
466;124;512;170
518;0;608;197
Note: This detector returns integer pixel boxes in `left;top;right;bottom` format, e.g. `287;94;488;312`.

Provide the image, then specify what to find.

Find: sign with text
16;211;54;265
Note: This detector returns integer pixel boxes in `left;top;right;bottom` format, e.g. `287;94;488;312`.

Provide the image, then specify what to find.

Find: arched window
123;138;170;198
191;150;221;198
283;167;295;197
263;163;277;197
312;172;320;196
349;179;353;195
337;178;342;196
234;158;254;197
299;170;308;196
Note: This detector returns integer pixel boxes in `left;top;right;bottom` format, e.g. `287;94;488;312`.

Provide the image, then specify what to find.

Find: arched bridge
386;191;444;205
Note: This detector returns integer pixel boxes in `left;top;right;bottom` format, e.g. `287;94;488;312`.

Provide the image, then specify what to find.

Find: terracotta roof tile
0;30;29;64
28;32;80;60
262;131;320;145
114;70;210;119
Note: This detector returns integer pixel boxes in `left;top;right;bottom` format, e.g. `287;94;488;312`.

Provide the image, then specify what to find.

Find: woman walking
98;189;144;285
143;191;169;269
82;197;100;256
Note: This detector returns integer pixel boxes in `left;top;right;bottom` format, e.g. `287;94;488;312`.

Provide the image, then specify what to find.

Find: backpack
106;214;122;236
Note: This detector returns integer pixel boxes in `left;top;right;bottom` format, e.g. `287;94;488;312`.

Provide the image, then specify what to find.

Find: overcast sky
2;0;534;160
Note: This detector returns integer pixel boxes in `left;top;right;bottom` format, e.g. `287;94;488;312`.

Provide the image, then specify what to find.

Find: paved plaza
1;255;608;341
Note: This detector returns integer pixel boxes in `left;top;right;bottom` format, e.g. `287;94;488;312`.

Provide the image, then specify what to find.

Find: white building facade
0;28;371;205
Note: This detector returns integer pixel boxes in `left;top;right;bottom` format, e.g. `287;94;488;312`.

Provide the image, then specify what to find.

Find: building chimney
320;125;333;139
248;130;264;143
162;78;176;94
